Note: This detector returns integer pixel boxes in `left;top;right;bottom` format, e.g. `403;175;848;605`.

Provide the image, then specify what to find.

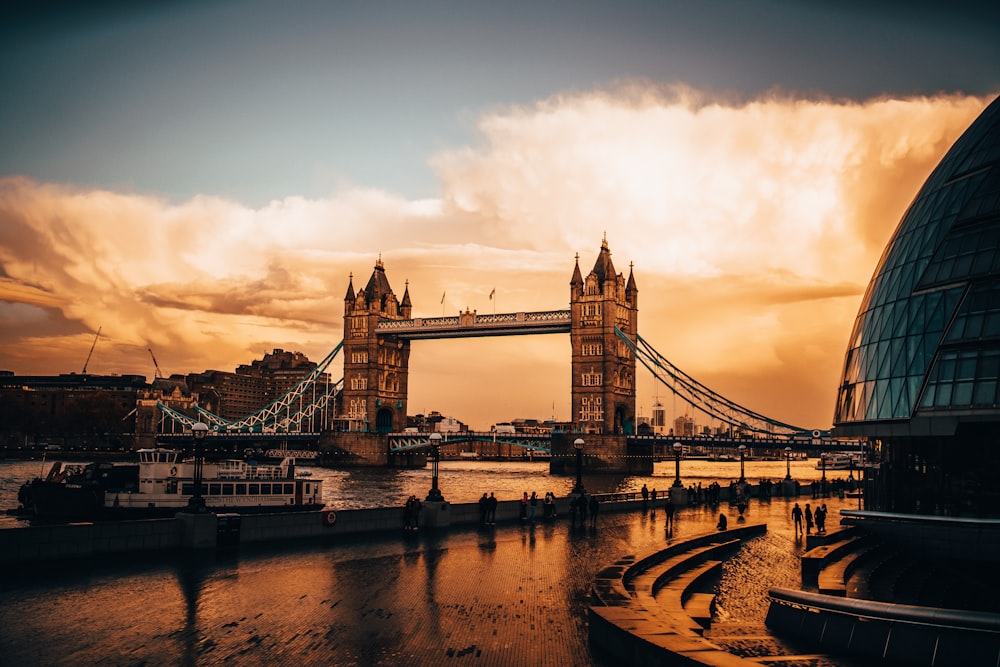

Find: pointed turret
591;235;616;283
626;262;638;303
401;280;412;318
570;253;584;298
344;273;356;302
363;256;394;309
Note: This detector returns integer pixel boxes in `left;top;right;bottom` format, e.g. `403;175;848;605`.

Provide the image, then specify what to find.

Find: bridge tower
570;237;638;434
342;258;412;432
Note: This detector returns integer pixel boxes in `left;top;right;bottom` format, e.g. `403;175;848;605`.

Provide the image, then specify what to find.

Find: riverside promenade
0;493;856;666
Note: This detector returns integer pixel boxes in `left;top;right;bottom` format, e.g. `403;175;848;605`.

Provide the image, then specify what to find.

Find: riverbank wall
0;494;641;565
0;481;825;565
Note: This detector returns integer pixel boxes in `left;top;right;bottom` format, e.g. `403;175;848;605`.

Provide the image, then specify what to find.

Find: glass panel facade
836;96;1000;425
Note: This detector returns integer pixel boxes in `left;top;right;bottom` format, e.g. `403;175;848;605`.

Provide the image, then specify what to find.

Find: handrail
768;587;1000;633
840;509;1000;528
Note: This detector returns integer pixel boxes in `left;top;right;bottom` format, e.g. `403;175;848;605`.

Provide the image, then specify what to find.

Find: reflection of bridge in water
156;239;837;473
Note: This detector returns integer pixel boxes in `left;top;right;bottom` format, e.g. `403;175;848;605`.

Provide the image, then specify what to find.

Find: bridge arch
375;407;394;433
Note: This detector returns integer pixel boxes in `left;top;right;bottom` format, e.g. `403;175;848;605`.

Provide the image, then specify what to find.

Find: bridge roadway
376;309;571;339
0;493;860;666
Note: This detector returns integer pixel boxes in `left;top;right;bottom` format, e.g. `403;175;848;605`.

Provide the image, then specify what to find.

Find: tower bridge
160;237;820;474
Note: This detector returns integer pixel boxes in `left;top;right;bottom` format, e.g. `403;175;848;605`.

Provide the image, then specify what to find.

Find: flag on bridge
489;288;495;300
441;292;445;304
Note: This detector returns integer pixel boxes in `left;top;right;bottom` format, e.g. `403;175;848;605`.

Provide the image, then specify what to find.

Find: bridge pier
549;433;653;477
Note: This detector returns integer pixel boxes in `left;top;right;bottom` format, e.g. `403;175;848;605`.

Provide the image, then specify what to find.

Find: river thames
1;457;840;527
0;457;859;666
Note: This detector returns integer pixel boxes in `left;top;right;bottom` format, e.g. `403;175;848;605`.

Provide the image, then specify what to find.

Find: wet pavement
0;493;858;666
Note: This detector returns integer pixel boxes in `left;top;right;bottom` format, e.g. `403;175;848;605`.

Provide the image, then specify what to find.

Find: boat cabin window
260;483;271;494
236;483;247;494
249;483;260;495
165;480;178;494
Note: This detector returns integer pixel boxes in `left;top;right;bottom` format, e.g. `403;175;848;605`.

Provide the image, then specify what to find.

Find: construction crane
148;348;164;379
82;327;101;374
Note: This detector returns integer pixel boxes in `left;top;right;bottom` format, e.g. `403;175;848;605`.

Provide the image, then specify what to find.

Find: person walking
641;483;649;511
805;503;813;535
664;497;675;533
529;491;538;524
487;492;497;525
588;494;599;527
478;492;489;527
815;504;827;534
792;502;803;536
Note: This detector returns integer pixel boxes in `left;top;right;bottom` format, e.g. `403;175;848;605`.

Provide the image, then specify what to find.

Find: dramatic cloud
0;88;991;429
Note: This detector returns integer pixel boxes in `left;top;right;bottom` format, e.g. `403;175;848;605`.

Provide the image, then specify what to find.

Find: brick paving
0;495;857;666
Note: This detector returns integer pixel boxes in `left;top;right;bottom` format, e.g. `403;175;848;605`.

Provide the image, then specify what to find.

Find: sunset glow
2;2;997;430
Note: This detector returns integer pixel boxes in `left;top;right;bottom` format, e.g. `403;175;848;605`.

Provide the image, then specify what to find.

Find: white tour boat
106;448;323;514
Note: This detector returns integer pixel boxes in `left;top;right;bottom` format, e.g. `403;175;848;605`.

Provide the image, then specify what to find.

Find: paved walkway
0;494;857;666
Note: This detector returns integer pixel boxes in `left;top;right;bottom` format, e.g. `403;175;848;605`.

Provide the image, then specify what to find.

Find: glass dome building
834;94;1000;516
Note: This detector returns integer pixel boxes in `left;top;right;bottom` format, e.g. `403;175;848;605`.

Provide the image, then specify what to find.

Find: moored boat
14;448;323;520
815;451;863;470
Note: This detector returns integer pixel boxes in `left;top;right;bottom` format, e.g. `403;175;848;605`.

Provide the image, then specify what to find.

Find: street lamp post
738;444;747;483
188;421;208;512
572;438;585;495
672;442;683;487
426;432;444;502
784;447;792;480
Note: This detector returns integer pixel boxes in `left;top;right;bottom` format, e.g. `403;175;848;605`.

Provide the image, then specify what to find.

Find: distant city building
673;414;696;437
834;95;1000;517
187;348;333;426
651;400;667;435
0;373;147;446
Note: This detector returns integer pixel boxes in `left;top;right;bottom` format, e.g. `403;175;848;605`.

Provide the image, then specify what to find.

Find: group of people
568;492;599;528
791;502;828;536
403;495;422;530
479;492;499;525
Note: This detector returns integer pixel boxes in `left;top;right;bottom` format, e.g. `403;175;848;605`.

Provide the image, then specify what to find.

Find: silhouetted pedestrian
792;502;803;536
641;483;649;510
478;492;489;526
588;494;599;527
487;492;497;525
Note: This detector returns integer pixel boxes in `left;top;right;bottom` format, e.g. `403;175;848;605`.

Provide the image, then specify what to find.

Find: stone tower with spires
570;237;638;434
342;257;412;432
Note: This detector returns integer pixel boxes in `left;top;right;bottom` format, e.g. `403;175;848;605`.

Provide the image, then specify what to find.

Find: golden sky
0;89;992;430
